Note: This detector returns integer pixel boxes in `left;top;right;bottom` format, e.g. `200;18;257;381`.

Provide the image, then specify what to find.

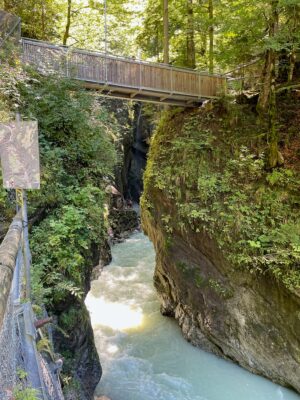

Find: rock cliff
141;97;300;393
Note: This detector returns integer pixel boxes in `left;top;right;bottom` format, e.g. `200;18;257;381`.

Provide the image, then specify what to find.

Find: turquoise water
86;232;300;400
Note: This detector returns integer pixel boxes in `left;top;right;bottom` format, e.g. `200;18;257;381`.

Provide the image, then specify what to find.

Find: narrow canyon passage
86;233;300;400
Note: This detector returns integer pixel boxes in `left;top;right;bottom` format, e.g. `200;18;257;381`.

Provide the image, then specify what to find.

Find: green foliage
14;370;38;400
16;369;28;380
176;260;189;273
194;272;206;288
31;186;105;305
13;387;39;400
0;65;119;308
2;71;120;307
208;278;234;299
142;102;300;290
138;0;300;76
164;236;173;251
1;0;63;41
36;337;53;356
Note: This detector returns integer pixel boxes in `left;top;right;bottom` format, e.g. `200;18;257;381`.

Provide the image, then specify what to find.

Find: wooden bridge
22;39;226;107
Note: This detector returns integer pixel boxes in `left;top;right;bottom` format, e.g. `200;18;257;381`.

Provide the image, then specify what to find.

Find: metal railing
0;212;64;400
224;59;263;92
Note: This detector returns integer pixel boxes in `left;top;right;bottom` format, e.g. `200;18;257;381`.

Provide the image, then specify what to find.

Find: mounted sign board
0;121;40;189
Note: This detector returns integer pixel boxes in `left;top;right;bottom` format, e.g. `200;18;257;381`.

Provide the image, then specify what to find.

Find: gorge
0;2;300;398
86;232;300;400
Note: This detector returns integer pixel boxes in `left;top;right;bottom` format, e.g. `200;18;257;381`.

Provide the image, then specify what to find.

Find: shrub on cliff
142;98;300;290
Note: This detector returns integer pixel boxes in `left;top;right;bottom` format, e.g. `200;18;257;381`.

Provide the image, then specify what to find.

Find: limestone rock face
141;102;300;393
53;240;103;400
143;192;300;393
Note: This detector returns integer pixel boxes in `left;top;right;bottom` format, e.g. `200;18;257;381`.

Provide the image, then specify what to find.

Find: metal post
139;59;142;89
66;50;69;78
104;0;108;83
21;190;31;299
15;113;31;300
17;18;22;45
104;0;107;56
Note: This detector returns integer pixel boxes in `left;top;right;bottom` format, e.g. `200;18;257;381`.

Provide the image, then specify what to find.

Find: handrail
0;211;22;329
224;58;262;76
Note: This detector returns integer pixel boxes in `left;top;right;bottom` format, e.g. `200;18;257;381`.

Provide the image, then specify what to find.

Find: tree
257;0;279;115
63;0;72;45
163;0;169;64
186;0;196;68
208;0;214;73
2;0;63;40
255;0;300;168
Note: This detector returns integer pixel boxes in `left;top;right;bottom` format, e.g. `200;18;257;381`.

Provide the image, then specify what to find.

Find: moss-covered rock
141;96;300;392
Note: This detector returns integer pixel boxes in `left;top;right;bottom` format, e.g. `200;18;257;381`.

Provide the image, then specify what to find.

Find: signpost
0;118;40;299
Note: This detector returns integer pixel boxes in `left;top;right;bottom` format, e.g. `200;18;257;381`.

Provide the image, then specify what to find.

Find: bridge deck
22;39;226;107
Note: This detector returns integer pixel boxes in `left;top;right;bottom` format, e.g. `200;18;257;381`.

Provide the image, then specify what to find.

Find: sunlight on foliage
142;102;300;290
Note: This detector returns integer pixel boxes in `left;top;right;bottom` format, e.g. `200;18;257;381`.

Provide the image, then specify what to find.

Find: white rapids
86;232;300;400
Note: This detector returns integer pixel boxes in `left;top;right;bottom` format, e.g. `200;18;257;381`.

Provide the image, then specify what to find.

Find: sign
0;121;40;189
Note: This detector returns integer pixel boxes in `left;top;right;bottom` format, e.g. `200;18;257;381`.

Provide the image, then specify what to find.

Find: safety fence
225;59;263;93
0;213;64;400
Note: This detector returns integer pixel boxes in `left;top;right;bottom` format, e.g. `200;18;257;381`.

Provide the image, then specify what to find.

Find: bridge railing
22;38;226;99
224;59;263;92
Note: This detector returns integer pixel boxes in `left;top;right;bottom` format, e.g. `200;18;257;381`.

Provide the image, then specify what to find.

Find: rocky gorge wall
53;240;102;400
141;98;300;393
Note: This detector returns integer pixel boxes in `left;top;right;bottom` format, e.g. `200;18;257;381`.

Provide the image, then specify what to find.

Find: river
85;232;300;400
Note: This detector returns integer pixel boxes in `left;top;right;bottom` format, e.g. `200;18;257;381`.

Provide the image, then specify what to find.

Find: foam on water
86;232;300;400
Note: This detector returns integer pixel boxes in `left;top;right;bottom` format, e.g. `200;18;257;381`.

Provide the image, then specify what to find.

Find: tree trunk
63;0;72;46
41;1;46;40
163;0;169;64
288;51;296;82
257;0;278;115
163;0;169;109
267;80;281;168
208;0;214;74
287;4;300;82
186;0;196;69
200;33;207;56
257;49;276;115
277;50;289;83
257;0;282;168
